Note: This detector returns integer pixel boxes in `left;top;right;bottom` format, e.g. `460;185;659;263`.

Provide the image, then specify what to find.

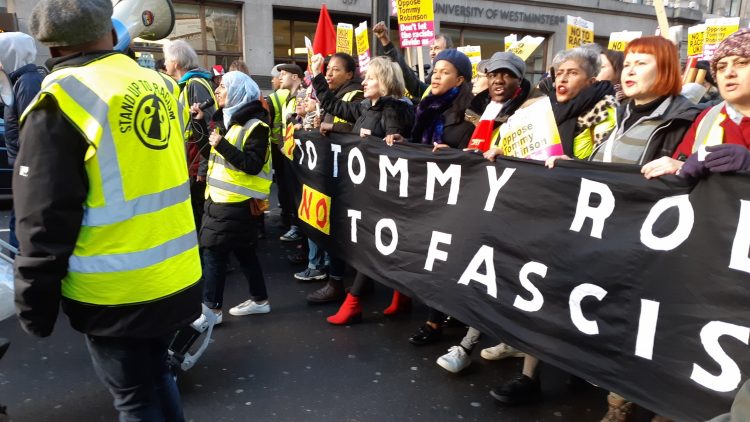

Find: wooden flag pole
416;46;425;82
652;0;671;40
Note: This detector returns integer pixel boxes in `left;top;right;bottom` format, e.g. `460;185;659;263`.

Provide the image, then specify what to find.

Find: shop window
442;25;549;85
133;1;242;70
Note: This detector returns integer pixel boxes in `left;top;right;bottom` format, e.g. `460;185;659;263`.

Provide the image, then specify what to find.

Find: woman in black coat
310;54;415;325
191;72;272;324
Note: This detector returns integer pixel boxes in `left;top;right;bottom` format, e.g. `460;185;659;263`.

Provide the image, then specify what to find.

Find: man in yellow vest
13;0;202;420
274;64;306;241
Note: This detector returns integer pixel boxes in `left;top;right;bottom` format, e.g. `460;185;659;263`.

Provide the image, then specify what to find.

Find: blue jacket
4;63;43;166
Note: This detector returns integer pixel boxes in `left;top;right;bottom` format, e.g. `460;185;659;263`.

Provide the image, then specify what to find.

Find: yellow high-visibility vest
206;118;272;203
21;52;201;306
332;90;363;125
268;89;290;144
693;102;727;152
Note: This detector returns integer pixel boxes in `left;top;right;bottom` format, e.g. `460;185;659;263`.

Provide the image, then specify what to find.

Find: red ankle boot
327;293;362;325
383;290;411;315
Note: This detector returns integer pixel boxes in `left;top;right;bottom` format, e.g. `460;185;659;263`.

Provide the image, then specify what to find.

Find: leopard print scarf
576;94;617;144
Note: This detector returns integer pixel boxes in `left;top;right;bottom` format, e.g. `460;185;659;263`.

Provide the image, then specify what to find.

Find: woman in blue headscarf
190;71;272;324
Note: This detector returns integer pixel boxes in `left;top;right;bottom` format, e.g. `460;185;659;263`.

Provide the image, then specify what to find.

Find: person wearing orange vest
13;0;201;420
666;29;750;178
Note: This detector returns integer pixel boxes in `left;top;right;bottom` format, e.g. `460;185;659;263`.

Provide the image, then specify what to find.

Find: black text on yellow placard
298;184;332;235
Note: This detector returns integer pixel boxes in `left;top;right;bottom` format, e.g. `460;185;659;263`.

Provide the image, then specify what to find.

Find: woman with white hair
543;46;618;160
191;71;272;324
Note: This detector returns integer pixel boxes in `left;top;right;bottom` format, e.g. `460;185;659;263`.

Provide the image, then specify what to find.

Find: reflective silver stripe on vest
68;231;197;273
211;119;260;171
693;101;726;153
207;176;270;200
54;76;190;227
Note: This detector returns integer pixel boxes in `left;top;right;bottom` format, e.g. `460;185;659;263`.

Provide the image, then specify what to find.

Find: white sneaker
480;343;524;361
193;310;222;328
436;346;471;373
229;299;271;316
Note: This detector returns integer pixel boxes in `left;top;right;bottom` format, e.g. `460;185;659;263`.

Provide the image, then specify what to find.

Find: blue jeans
307;239;344;278
202;245;268;309
85;334;184;422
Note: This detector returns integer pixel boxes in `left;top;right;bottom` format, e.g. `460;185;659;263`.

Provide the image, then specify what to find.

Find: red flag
312;4;336;56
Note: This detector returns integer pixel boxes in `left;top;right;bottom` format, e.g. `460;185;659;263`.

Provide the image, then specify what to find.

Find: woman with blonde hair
310;54;415;325
311;54;413;139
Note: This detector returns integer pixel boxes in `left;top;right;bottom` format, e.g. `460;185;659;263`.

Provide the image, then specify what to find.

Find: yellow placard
355;23;369;56
607;31;641;52
506;36;545;61
336;23;353;55
305;36;314;73
566;16;594;50
504;34;517;52
298;184;331;235
704;17;740;60
705;18;739;45
496;97;563;160
355;21;371;74
457;45;481;78
282;123;296;160
396;0;435;24
687;25;705;58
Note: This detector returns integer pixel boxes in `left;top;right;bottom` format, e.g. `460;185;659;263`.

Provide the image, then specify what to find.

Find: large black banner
286;132;750;421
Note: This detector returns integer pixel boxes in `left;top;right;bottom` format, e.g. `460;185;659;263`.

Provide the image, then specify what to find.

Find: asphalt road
0;202;663;422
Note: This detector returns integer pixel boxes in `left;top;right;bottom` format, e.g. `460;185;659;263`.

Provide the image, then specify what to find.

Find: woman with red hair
544;36;703;421
549;36;702;169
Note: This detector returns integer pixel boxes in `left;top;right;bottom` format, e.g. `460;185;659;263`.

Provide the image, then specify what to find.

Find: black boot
307;277;345;303
489;374;541;405
408;323;443;346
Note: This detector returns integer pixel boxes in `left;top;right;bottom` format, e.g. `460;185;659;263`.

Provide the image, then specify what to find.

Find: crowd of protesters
228;26;750;422
4;0;750;419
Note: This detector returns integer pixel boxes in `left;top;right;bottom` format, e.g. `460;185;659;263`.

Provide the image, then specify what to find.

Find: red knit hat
212;64;225;76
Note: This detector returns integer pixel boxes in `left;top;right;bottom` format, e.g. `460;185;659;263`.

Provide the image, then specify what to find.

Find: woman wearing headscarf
190;71;272;324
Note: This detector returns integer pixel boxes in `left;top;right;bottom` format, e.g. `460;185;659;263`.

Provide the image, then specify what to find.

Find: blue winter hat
434;49;473;81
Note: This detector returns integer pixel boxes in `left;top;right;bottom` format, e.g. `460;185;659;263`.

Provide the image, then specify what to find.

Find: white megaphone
111;0;175;52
